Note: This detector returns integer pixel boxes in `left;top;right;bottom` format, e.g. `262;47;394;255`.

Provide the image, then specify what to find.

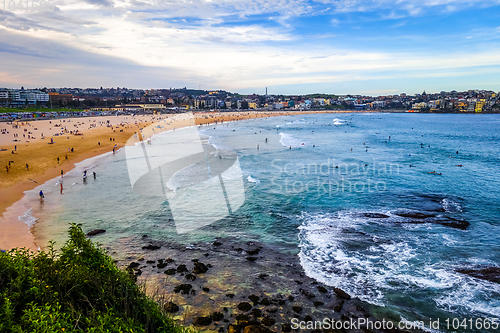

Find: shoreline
0;110;343;251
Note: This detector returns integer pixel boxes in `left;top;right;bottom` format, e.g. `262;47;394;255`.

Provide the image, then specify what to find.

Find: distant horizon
1;86;498;97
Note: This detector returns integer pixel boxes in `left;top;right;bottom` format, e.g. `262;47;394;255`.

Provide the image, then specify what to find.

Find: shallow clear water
26;113;500;331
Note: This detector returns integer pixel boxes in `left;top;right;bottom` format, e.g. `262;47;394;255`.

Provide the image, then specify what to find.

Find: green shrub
0;224;190;333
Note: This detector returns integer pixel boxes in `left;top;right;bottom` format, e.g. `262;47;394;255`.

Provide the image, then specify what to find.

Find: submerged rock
142;244;161;250
86;229;106;236
334;287;351;300
193;261;209;274
363;213;389;218
237;302;252;312
396;212;435;219
165;302;179;313
457;266;500;283
211;312;225;321
173;284;192;294
243;324;272;333
193;316;212;326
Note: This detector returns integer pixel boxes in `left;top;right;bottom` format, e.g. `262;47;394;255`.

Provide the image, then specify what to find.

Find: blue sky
0;0;499;95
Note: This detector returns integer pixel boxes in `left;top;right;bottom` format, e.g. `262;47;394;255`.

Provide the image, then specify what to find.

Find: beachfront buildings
0;88;49;106
1;87;499;113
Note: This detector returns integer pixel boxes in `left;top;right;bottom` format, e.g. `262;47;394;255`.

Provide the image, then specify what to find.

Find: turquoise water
28;113;500;331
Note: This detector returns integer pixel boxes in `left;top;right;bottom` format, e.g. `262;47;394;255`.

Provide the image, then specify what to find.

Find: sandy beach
0;110;343;251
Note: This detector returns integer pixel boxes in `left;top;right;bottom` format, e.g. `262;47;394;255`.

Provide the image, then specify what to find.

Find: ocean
21;112;500;331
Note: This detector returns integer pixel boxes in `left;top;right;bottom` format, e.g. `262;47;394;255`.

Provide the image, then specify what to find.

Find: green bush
0;224;190;333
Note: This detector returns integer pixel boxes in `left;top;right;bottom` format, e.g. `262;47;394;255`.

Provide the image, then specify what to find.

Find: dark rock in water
334;300;344;312
304;315;313;322
246;248;261;255
294;280;303;285
165;258;175;263
457;266;500;283
202;287;210;292
142;244;161;250
246;256;258;262
156;262;168;269
135;269;142;276
226;293;235;298
288;295;294;301
211;312;225;321
237;302;252;312
363;213;389;218
176;264;188;273
185;274;196;281
277;300;285;305
86;229;106;236
266;307;278;313
214;241;223;246
227;324;240;333
396;212;435;219
165;302;179;313
251;308;262;317
334;287;351;300
258;274;268;280
261;316;275;326
235;314;250;323
191;259;199;262
146;260;155;264
142;234;148;238
173;284;192;294
317;286;328;293
193;316;212;326
436;217;469;230
127;262;140;269
218;327;224;333
243;324;272;333
165;269;176;275
282;323;292;332
249;295;260;305
292;305;302;313
193;261;209;274
313;301;324;307
137;258;145;262
260;298;271;306
300;289;315;299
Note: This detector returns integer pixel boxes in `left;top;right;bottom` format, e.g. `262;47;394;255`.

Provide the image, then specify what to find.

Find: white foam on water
435;273;500;317
441;198;462;213
333;118;346;125
18;208;38;228
247;175;260;184
297;209;500;318
279;132;304;148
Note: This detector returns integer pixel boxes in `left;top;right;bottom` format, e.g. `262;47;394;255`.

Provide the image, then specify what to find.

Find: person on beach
39;190;44;200
6;166;8;173
93;172;96;179
25;163;29;171
61;170;64;177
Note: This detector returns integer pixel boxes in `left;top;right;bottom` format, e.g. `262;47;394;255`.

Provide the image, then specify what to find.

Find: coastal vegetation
0;224;190;333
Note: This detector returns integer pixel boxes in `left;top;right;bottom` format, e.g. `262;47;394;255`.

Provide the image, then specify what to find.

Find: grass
0;224;192;333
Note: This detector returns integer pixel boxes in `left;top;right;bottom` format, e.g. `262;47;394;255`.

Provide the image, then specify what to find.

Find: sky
0;0;500;95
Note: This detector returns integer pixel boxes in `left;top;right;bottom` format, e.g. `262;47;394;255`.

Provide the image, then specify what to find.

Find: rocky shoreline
99;233;424;333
